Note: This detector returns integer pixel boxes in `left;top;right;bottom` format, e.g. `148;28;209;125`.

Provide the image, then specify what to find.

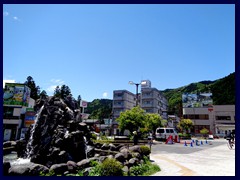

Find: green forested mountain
162;72;235;116
85;99;112;119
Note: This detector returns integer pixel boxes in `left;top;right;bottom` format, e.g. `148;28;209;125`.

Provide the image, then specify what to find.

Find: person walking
133;131;138;145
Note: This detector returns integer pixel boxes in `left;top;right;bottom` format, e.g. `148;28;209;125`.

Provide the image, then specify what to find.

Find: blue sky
3;4;235;102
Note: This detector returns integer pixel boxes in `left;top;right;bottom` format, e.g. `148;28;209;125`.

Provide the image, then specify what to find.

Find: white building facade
182;105;235;136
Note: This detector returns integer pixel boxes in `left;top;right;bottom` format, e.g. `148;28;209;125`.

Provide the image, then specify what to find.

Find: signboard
182;93;213;108
25;108;36;126
3;83;31;106
80;100;88;108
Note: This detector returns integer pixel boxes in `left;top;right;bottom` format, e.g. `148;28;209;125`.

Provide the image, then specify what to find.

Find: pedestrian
133;131;138;145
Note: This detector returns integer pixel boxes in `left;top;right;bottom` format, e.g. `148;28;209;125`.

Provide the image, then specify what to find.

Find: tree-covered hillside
162;72;235;116
85;99;112;119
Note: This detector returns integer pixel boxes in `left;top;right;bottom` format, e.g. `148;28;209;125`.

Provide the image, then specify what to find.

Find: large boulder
129;145;142;153
67;161;77;173
49;163;68;175
76;159;91;170
28;164;49;175
8;165;30;176
101;143;110;150
120;148;132;160
128;158;139;167
3;162;11;175
114;153;125;163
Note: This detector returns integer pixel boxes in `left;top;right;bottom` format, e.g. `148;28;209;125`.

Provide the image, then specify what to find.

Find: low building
3;83;35;141
212;105;235;137
182;105;235;136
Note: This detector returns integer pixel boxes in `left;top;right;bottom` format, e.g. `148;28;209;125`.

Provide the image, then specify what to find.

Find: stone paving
150;139;235;176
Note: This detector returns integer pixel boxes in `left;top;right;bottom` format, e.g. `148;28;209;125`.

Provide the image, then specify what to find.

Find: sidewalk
150;139;235;176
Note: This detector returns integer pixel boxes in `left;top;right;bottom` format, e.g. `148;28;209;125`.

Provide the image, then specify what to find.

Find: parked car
155;128;179;142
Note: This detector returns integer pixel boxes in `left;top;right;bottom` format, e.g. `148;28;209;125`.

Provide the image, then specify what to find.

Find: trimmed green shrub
129;161;160;176
89;158;123;176
100;158;123;176
140;145;151;156
91;133;97;140
88;164;102;176
130;164;148;176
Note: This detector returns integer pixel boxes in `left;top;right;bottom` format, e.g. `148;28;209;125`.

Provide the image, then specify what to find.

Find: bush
129;158;160;176
130;164;147;176
88;165;102;176
89;158;123;176
179;133;191;139
91;133;97;140
178;133;183;137
140;145;151;156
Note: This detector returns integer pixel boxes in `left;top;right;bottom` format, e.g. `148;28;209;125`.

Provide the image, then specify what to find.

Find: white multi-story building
112;80;168;120
112;90;136;120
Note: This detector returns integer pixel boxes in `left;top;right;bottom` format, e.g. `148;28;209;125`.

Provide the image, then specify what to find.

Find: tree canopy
24;76;41;100
116;106;164;135
53;85;72;99
85;99;112;119
177;119;194;133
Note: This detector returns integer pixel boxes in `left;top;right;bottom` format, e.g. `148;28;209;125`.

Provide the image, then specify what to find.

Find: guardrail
112;139;149;145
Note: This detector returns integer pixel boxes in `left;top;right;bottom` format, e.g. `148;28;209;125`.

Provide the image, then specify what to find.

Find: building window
145;109;153;113
143;92;151;97
114;94;123;98
143;101;152;105
114;101;122;105
3;107;20;119
183;114;209;120
215;116;231;120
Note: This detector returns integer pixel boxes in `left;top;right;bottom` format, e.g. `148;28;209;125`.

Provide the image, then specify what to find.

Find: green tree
200;128;209;138
116;106;146;134
39;90;48;99
86;99;112;119
177;119;194;133
60;85;72;99
24;76;40;100
54;86;61;98
145;113;164;133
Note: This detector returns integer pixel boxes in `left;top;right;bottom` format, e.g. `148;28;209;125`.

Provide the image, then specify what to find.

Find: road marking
151;154;197;176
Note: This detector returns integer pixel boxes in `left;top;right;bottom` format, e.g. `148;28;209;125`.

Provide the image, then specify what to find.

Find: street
149;138;235;176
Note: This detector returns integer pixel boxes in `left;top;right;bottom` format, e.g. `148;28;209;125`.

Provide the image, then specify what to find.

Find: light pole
129;81;140;106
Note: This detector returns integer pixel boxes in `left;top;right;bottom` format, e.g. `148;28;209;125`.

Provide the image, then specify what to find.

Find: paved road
149;139;235;176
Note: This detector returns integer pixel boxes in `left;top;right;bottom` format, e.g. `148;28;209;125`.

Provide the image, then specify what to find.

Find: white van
155;128;179;142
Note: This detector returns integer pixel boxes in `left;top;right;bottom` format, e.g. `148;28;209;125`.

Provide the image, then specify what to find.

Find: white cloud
102;92;108;98
46;85;59;93
50;79;65;84
3;11;9;16
46;78;65;94
13;16;19;20
3;79;16;88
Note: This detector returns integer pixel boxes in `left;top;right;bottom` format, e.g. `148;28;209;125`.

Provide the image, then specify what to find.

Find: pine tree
24;76;40;100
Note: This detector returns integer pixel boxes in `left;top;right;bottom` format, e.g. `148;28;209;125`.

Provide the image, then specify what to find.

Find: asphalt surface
149;138;235;176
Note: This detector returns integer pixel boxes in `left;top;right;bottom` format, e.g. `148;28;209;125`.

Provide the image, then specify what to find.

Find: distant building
112;80;168;120
3;83;35;141
140;87;168;120
112;90;135;120
212;105;235;136
182;95;235;136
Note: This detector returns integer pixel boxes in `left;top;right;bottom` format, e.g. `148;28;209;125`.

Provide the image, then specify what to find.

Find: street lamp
129;81;140;106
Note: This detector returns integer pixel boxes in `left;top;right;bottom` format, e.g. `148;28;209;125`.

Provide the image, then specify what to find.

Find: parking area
150;138;235;176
